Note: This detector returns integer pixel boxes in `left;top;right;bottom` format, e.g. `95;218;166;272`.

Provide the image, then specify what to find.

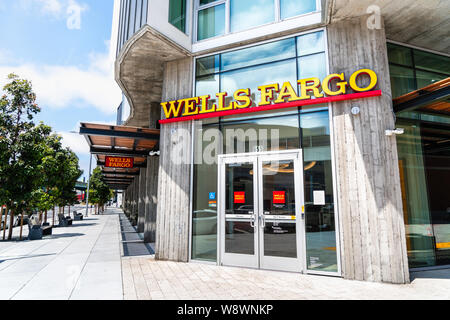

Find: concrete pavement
0;208;123;300
1;207;449;300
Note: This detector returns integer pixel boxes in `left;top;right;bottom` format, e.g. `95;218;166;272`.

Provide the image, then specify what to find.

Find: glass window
196;55;220;76
200;0;219;5
221;59;298;111
281;0;317;20
389;65;415;98
416;70;447;89
298;52;327;80
197;4;225;40
414;50;450;75
221;38;296;72
230;0;274;33
192;124;221;261
301;111;337;272
297;31;325;56
169;0;187;33
387;43;413;67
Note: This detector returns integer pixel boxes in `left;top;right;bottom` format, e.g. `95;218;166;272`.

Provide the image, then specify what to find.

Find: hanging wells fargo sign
159;69;381;124
105;156;134;168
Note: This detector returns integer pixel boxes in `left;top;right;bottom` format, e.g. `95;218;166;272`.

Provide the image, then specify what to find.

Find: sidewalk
0;208;123;300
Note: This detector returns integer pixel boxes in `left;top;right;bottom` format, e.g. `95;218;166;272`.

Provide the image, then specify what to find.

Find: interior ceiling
330;0;450;54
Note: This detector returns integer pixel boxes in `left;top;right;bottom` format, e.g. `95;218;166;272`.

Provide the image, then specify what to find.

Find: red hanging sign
105;156;134;168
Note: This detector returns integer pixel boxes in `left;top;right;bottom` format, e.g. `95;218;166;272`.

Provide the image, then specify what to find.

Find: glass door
218;150;305;272
219;155;259;268
258;152;304;272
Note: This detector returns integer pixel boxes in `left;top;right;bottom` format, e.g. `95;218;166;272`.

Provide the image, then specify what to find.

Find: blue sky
0;0;122;180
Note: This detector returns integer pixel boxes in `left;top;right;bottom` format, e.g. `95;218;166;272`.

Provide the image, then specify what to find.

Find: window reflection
198;4;225;40
230;0;274;33
281;0;317;20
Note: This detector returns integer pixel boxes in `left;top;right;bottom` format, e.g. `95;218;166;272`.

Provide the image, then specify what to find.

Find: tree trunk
52;206;55;226
0;206;3;235
2;206;8;240
44;209;47;223
19;213;24;241
7;210;15;240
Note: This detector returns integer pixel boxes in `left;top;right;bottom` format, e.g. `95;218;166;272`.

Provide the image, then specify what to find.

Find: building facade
107;0;450;284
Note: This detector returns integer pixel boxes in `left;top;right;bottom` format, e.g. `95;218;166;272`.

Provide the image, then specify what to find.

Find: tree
0;74;51;239
88;167;112;214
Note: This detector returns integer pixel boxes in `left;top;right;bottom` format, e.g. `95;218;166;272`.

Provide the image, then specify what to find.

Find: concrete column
137;167;147;233
144;156;159;243
327;16;409;283
155;57;193;262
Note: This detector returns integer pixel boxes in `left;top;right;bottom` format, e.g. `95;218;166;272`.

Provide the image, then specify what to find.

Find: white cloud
19;0;88;29
58;131;90;154
0;49;121;115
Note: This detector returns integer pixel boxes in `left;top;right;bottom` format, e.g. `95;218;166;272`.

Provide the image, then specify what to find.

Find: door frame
217;149;306;273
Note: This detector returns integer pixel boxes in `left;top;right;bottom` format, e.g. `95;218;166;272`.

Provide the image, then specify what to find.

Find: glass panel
387;43;413;67
230;0;274;33
281;0;316;20
196;55;220;76
298;52;327;80
221;38;296;72
221;58;297;114
297;31;325;56
262;159;297;258
301;111;337;272
396;120;435;267
225;162;255;255
135;0;142;31
198;4;225;40
200;0;219;5
222;114;300;154
416;70;447;90
169;0;186;33
192;124;221;261
389;65;415;98
414;50;450;75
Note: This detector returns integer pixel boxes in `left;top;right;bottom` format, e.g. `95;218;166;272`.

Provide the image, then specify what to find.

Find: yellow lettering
274;82;301;104
198;95;216;114
215;92;234;111
234;89;252;109
322;73;347;96
258;84;279;106
298;77;324;100
182;97;200;116
349;69;378;92
161;100;184;119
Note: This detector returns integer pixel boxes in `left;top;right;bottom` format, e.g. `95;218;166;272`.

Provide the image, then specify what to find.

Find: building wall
327;16;409;283
155;57;194;262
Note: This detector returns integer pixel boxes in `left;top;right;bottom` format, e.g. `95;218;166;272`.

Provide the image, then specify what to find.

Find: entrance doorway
218;150;305;272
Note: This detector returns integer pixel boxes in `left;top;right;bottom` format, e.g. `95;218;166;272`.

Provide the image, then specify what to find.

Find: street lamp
69;130;91;217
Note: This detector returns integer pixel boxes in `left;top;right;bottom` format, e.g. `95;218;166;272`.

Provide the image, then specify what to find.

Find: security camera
385;128;404;136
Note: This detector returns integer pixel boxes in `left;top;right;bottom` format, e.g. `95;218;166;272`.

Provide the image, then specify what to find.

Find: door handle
259;215;266;228
249;211;255;228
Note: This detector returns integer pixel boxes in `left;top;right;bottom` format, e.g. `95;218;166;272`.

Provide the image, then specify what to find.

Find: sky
0;0;122;181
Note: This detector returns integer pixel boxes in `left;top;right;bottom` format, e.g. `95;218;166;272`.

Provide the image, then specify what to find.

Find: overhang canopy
393;77;450;115
79;122;160;190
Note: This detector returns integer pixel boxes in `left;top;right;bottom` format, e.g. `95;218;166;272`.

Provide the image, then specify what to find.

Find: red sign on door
234;192;246;204
273;191;286;204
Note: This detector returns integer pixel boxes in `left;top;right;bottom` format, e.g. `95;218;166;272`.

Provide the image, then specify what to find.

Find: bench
73;211;84;221
58;214;73;227
42;222;53;236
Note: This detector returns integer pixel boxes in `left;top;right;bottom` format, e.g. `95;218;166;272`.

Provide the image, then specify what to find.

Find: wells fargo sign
105;156;134;168
159;69;381;124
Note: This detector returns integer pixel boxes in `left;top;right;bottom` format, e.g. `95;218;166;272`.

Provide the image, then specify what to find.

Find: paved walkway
0;208;122;300
122;256;450;300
